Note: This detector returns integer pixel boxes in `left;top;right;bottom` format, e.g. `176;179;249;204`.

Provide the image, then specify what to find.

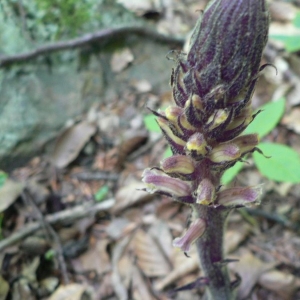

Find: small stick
0;198;115;252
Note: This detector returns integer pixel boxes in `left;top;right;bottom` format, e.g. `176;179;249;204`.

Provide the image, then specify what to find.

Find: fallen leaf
258;270;300;300
78;239;111;275
111;48;134;73
112;180;153;214
131;79;152;93
51;121;96;168
155;247;198;291
49;283;92;300
269;2;298;22
229;250;276;299
0;276;9;300
0;179;24;212
131;266;154;300
224;224;251;254
133;229;171;277
282;108;300;134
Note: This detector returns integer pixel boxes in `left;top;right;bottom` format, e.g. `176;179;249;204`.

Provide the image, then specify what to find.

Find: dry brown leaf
133;229;171;277
258;270;300;300
269;2;298;22
0;179;24;212
131;79;152;93
224;224;251;254
149;220;173;260
155;247;198;291
48;283;92;300
229;250;276;299
51;121;96;169
115;134;148;169
112;180;153;214
110;48;134;73
78;239;111;275
282;108;300;134
131;266;155;300
259;270;300;300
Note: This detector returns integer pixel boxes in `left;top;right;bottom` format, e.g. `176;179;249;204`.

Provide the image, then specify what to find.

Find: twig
246;208;297;229
0;26;184;68
72;171;119;181
0;198;115;252
22;189;70;284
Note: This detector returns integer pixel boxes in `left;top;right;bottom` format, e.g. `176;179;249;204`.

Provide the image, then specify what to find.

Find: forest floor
1;0;300;299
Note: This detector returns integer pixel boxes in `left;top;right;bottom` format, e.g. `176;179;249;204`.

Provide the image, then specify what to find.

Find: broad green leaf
163;146;172;158
94;185;109;202
144;114;161;133
253;143;300;183
0;172;8;189
221;161;244;185
245;98;285;138
293;12;300;28
269;35;300;52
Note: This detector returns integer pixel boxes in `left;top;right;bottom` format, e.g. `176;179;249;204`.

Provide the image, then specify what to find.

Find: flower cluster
142;0;269;252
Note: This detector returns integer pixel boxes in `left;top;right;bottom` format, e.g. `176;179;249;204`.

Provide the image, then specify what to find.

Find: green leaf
245;97;285;138
253;143;300;183
144;114;161;133
0;172;8;189
94;185;109;202
163;146;172;158
293;12;300;28
270;35;300;52
44;249;55;260
221;161;244;185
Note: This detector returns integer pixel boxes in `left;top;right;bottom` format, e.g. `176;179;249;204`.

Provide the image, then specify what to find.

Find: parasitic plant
142;0;270;299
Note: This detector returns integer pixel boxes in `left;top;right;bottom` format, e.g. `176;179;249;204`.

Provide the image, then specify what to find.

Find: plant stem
193;204;234;300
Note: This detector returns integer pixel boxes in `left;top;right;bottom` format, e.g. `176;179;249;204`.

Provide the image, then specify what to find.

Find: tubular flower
173;218;206;253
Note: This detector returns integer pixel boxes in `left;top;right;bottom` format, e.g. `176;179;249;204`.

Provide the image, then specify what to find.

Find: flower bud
185;133;209;160
161;155;195;176
216;185;263;207
209;143;240;164
196;179;216;205
156;117;186;154
230;134;259;155
186;0;269;102
142;168;194;203
173;218;206;253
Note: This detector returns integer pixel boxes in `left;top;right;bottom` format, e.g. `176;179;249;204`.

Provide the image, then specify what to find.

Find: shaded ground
1;1;300;299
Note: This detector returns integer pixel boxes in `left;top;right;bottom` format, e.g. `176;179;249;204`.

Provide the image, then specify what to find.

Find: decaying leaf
229;250;276;299
78;239;111;275
155;248;198;291
112;180;153;214
0;276;9;300
51;121;96;168
49;283;92;300
132;229;171;277
0;179;24;213
224;224;251;254
258;270;300;300
115;134;148;169
282;108;300;134
111;48;134;73
131;266;154;300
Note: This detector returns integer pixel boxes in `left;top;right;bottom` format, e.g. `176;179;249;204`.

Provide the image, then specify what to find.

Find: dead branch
0;26;184;68
0;198;115;252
